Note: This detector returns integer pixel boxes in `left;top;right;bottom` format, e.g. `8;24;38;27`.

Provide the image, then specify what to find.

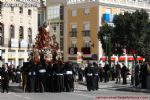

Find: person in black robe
85;61;95;91
52;61;64;92
36;61;48;92
63;62;74;92
45;62;53;92
93;62;99;90
1;63;9;93
26;61;37;92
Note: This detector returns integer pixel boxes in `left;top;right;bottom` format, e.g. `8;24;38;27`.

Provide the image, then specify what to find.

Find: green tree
113;9;150;62
98;9;150;62
139;22;150;61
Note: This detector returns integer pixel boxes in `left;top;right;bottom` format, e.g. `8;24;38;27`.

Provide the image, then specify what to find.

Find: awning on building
100;56;116;61
100;56;144;61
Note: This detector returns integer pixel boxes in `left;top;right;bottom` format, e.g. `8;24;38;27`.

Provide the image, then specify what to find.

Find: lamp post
103;33;111;67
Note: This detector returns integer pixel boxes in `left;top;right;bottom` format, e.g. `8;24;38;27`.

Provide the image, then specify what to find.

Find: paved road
0;82;150;100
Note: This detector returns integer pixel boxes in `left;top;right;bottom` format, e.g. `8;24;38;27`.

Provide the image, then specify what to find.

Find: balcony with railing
81;47;91;54
82;30;90;37
70;29;77;37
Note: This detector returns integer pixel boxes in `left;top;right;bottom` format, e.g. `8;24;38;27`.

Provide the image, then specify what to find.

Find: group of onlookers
0;57;22;93
133;61;150;89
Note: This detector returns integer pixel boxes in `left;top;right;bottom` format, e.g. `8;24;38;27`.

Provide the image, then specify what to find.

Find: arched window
10;25;15;38
19;26;24;39
28;28;32;43
0;23;4;46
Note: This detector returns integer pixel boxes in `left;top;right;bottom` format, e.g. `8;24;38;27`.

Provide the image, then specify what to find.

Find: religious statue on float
29;25;63;65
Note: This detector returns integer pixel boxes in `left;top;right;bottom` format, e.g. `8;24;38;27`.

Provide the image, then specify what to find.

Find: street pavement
0;81;150;100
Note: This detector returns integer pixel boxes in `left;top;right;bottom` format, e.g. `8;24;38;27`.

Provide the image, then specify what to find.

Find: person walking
1;63;9;93
93;62;99;90
103;62;110;82
115;62;121;83
98;64;104;82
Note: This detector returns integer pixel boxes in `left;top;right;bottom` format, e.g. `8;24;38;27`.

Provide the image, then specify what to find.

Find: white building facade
0;0;39;66
46;0;65;53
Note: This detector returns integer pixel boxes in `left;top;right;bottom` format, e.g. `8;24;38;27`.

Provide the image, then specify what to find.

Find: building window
70;24;77;37
60;22;64;36
10;25;15;38
47;6;60;20
102;8;112;23
84;8;90;15
28;9;32;15
19;7;23;14
0;1;2;15
60;6;64;20
0;8;1;15
71;41;77;47
83;23;90;36
83;23;90;31
0;23;4;46
69;46;77;55
28;28;32;48
11;6;14;12
28;28;32;42
19;26;24;39
60;38;63;50
72;9;77;16
83;41;90;47
53;26;56;32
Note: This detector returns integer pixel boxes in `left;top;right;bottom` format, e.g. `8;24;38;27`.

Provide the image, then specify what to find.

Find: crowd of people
21;60;77;93
0;59;150;93
132;61;150;89
0;63;22;93
78;61;150;90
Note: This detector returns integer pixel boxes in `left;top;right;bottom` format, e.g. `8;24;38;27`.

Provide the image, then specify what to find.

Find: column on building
15;49;19;66
4;48;8;63
24;49;28;62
